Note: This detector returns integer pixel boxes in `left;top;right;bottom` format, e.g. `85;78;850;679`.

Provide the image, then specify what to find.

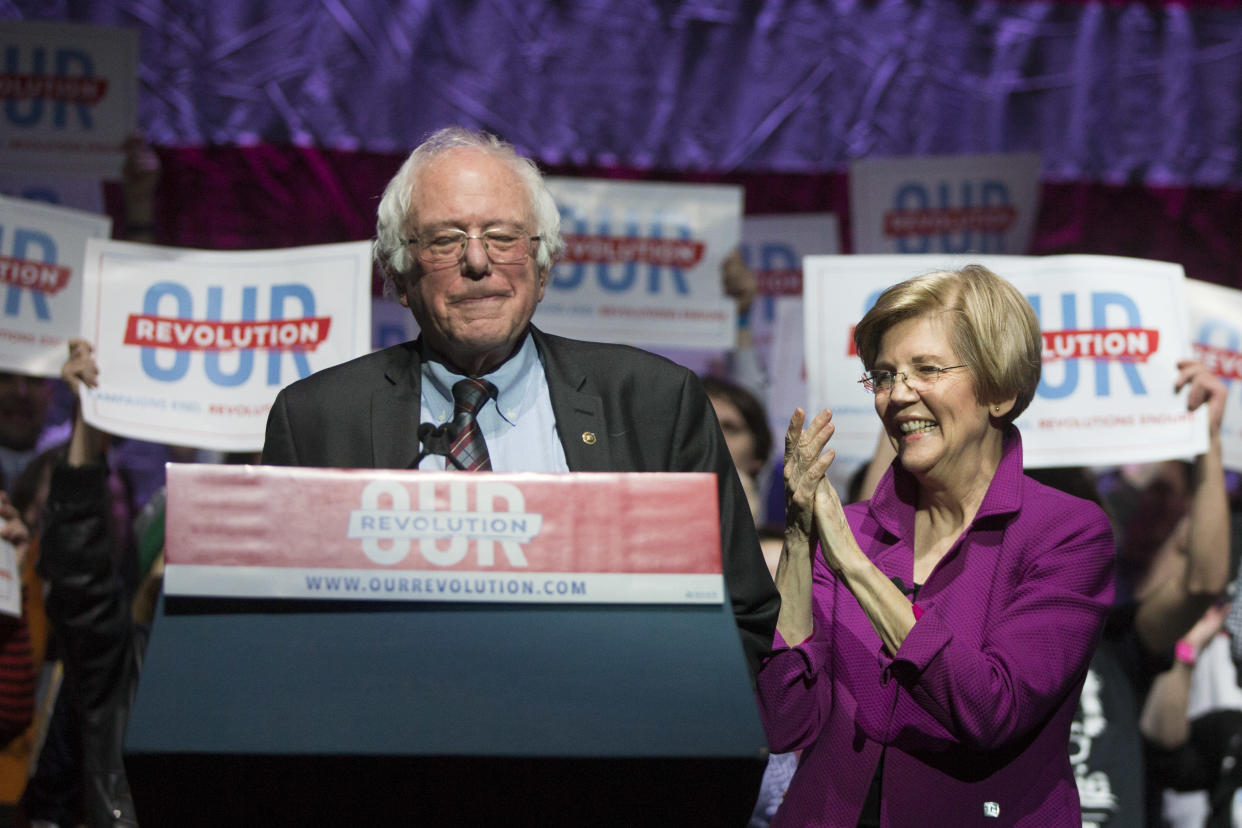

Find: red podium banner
164;464;724;605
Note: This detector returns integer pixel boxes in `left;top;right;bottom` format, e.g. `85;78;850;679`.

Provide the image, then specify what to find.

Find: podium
124;466;768;826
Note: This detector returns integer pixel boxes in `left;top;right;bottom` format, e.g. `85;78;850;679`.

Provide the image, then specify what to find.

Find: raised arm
1134;360;1230;656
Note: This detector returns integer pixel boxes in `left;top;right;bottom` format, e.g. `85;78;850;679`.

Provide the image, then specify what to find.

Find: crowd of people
3;125;1241;826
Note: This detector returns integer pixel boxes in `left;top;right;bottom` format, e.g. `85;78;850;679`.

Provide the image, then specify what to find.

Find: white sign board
0;21;139;176
0;194;111;376
79;239;372;452
739;213;840;459
537;178;738;349
805;255;1204;474
1187;279;1242;472
850;154;1041;256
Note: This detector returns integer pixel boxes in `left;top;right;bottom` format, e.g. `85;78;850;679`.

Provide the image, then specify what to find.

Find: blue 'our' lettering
893;179;1010;254
140;282;316;386
0;226;55;320
551;207;692;295
739;242;798;274
1028;292;1147;399
4;46;96;129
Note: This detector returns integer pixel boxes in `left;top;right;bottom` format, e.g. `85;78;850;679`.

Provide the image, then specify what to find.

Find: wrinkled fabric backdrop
5;0;1242;287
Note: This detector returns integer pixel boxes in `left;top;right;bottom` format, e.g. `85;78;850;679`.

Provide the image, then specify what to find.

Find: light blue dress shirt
418;333;569;473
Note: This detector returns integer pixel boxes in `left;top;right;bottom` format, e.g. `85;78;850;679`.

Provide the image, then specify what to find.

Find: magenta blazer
757;430;1114;827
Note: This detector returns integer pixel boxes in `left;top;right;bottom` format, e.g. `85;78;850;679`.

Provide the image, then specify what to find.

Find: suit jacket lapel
532;327;611;472
370;340;424;469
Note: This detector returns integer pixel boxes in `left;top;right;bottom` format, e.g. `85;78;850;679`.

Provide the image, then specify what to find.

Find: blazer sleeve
672;370;780;680
884;503;1114;750
261;388;299;466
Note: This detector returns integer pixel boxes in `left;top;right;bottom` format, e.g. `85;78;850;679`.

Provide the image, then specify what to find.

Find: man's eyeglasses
859;364;968;394
403;228;541;266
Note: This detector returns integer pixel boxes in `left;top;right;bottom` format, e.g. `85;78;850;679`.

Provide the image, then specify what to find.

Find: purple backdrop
8;0;1242;284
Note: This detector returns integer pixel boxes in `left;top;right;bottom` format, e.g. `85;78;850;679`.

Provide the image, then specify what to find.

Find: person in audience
0;373;66;490
31;338;163;828
0;489;36;828
261;125;779;680
1061;359;1231;828
1142;599;1242;827
758;264;1115;825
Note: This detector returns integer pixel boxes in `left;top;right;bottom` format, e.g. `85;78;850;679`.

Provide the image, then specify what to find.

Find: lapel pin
581;431;597;445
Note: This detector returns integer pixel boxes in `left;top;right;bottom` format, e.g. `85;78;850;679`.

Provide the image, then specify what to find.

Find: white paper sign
0;21;138;176
79;239;372;452
740;213;841;460
1187;279;1242;472
536;178;738;349
0;539;18;618
850;154;1041;256
805;255;1204;473
0;194;111;377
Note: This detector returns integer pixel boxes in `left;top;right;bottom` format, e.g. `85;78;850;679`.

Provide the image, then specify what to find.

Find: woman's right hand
776;407;836;646
784;407;836;545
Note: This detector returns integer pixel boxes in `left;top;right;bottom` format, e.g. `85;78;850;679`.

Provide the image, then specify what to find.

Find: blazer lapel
532;327;611;472
370;341;424;469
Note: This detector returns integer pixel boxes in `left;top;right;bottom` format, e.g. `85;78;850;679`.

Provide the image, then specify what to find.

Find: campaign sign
1187;279;1242;472
850;154;1041;256
163;465;725;605
740;213;841;299
740;213;840;461
0;194;111;377
79;239;372;452
536;178;738;349
0;21;138;176
805;255;1204;474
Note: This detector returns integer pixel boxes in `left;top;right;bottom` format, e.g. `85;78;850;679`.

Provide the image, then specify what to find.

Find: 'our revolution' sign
535;178;738;349
804;255;1204;474
79;239;371;452
1187;279;1242;472
0;194;110;376
0;21;138;176
850;154;1041;257
739;213;841;463
163;465;725;605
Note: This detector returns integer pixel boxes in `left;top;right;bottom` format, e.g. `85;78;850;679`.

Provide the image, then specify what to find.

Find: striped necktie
448;378;496;471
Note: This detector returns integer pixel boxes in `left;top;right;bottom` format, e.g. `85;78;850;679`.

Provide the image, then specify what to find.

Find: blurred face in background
0;372;50;451
711;394;763;480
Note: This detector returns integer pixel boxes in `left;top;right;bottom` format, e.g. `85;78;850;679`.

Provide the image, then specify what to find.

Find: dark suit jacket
261;325;779;676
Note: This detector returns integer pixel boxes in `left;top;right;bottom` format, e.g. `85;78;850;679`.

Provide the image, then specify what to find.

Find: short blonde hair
852;264;1042;424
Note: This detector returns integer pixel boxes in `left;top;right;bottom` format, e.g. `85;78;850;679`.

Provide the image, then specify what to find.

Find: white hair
373;127;564;297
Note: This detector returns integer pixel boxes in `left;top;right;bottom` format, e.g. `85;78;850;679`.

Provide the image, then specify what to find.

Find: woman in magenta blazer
759;264;1115;826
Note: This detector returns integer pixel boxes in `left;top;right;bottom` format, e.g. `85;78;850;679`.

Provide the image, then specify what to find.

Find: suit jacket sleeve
670;369;780;679
261;388;298;465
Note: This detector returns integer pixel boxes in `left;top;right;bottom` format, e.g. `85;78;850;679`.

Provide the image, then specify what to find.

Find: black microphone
412;422;467;470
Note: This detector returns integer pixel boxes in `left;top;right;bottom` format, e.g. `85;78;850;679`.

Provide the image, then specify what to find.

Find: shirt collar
421;332;539;426
867;427;1025;537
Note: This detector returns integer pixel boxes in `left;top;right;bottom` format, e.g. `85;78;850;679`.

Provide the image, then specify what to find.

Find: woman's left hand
812;474;858;577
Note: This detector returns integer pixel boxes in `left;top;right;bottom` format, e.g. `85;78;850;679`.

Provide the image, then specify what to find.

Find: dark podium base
125;596;768;826
125;753;763;826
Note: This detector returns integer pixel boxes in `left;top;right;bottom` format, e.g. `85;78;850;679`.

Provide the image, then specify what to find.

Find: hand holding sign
63;338;106;464
1176;359;1226;439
